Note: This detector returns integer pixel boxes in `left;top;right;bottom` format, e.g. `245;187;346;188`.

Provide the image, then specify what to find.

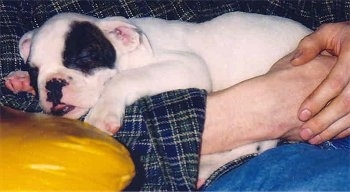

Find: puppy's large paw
4;71;35;95
84;103;124;135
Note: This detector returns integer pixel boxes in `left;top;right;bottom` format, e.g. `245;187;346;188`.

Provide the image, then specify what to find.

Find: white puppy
5;12;311;181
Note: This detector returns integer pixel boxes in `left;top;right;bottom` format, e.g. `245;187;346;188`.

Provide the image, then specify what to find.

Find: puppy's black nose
45;78;68;105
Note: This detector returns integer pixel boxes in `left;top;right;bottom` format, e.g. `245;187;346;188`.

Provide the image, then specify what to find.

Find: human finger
300;83;350;143
335;128;350;139
298;39;350;122
292;22;350;65
306;113;350;144
291;29;327;66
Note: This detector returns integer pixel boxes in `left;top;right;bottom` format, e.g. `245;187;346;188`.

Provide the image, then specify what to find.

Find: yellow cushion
0;106;134;191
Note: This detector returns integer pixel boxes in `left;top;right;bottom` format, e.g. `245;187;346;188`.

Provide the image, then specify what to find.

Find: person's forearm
201;54;336;154
201;76;286;154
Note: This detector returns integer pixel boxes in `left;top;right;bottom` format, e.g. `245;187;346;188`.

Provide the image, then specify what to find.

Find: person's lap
203;137;350;191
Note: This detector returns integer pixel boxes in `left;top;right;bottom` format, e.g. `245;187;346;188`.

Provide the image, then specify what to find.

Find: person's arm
201;53;336;154
292;22;350;144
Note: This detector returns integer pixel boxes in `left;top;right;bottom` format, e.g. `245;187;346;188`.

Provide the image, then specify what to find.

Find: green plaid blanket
1;0;349;191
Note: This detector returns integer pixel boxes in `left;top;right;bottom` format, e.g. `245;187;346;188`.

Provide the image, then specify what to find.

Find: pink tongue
51;104;75;116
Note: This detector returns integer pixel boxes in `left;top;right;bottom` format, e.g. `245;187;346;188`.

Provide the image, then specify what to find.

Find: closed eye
63;21;116;75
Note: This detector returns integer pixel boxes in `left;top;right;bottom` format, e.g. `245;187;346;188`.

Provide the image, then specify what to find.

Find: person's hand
202;52;335;155
292;22;350;144
200;52;336;188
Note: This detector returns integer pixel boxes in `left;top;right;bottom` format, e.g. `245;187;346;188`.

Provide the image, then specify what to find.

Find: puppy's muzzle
45;78;74;116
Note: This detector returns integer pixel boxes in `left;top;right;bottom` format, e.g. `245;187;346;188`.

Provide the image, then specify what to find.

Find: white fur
14;12;311;181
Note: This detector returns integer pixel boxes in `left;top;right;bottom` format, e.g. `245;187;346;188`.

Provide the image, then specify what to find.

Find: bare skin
292;21;350;144
5;52;337;155
201;52;336;154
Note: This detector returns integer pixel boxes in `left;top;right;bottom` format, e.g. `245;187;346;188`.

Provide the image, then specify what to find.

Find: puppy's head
19;13;150;119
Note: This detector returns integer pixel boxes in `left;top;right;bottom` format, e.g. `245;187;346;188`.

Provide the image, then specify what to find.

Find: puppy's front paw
4;71;35;95
85;102;124;135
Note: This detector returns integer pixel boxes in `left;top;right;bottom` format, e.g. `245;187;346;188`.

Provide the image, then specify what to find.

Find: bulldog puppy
5;12;311;181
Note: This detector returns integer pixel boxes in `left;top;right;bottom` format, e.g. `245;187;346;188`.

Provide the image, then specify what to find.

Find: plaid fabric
0;0;349;191
115;88;206;191
1;0;349;110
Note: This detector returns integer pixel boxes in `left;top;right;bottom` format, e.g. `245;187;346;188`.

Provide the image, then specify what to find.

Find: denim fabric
203;137;350;191
318;136;350;150
1;1;350;191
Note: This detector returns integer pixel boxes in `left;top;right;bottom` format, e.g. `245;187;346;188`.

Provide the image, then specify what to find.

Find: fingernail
309;135;322;145
299;109;311;121
300;128;313;140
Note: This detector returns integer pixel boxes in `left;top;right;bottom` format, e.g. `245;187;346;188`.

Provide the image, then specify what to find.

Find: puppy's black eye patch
63;21;116;74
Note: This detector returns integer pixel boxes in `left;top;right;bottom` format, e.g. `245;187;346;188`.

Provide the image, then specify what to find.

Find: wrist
201;75;277;154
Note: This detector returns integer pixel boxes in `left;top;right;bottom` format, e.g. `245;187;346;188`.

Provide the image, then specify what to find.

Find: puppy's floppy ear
97;17;151;54
19;30;36;62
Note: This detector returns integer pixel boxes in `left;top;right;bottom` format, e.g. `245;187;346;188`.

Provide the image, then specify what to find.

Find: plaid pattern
1;0;349;110
0;0;349;191
115;88;206;191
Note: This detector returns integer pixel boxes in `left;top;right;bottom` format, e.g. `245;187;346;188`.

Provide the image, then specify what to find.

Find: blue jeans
203;137;350;191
